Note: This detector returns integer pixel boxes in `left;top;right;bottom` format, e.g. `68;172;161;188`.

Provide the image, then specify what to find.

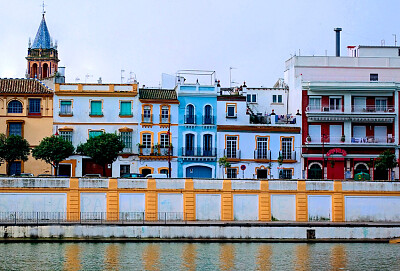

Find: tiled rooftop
32;16;52;49
0;79;53;94
139;88;177;100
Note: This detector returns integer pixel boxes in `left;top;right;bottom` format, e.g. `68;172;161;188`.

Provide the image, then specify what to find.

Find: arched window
7;100;23;113
43;63;49;78
31;63;38;78
354;163;368;175
185;133;195;156
309;163;323;179
204;105;213;124
141;168;152;177
203;134;213;156
185;104;195;124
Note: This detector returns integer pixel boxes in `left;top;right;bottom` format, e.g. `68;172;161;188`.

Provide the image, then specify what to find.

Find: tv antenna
121;69;125;84
229;67;237;88
41;0;47;16
85;74;93;83
393;34;397;46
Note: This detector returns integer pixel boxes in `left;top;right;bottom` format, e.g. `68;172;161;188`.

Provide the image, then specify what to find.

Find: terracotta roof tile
139;88;177;100
0;79;53;94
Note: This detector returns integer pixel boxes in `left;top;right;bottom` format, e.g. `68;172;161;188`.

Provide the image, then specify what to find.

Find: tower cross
42;1;46;16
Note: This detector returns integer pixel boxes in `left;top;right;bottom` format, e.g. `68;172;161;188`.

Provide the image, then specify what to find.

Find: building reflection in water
330;244;347;270
220;244;235;270
181;243;197;271
294;244;310;270
143;244;161;271
256;244;272;270
105;244;121;270
63;244;81;271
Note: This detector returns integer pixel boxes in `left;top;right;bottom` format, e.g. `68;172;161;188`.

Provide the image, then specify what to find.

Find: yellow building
0;78;53;175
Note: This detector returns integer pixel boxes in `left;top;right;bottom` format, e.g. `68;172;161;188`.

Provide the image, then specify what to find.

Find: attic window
370;74;378;81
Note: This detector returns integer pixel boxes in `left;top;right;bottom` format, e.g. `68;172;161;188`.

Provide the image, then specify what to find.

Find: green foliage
375;149;398;174
32;135;74;175
277;154;283;165
0;134;30;175
218;156;231;168
77;133;124;176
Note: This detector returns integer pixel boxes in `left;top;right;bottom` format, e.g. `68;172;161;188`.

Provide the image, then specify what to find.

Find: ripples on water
0;242;399;270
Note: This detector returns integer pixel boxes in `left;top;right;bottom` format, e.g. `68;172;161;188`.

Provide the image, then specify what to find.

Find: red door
327;160;344;180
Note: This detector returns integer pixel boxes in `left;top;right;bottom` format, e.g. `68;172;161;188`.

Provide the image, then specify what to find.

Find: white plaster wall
308;195;332;221
0;193;66;213
119;193;145;220
216;100;249;125
217;132;302;179
270;194;296;221
80;193;107;213
269;181;298;190
246;88;288;115
158;193;184;220
156;179;185;189
345;196;400;222
193;179;223;190
195;194;221;220
3;225;400;239
233;194;259;220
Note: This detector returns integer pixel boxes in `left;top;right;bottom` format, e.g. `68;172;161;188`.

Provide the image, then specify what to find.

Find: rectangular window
120;165;130;175
143;106;152;123
60;131;72;143
278;95;282;103
161;106;169;123
90;101;102;116
281;137;293;160
89;130;103;138
60;100;72;115
273;95;277;103
256;137;269;159
247;94;257;103
120;132;132;152
370;73;378;81
375;98;387;112
142;133;152;148
227;168;237;179
29;99;41;114
120;101;132;116
9;123;22;136
160;133;170;148
226;136;238;158
226;104;236;118
329;97;341;111
309;97;321;111
280;169;292;179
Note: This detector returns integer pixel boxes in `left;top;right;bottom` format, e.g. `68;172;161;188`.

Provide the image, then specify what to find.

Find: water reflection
330;244;347;270
181;243;197;271
0;243;398;270
256;244;272;270
64;244;81;271
105;244;120;270
142;244;160;271
220;244;235;270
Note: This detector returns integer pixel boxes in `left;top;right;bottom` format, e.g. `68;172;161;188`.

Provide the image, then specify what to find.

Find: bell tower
26;10;59;80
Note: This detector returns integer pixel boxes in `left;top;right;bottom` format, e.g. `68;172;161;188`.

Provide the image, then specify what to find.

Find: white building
217;87;302;179
53;83;139;177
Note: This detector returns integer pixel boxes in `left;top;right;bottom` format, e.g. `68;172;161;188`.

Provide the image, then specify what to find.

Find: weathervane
42;0;46;17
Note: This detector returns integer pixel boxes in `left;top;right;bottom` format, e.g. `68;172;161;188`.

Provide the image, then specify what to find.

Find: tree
32;135;74;176
218;156;231;179
0;134;30;175
375;149;398;180
76;133;124;177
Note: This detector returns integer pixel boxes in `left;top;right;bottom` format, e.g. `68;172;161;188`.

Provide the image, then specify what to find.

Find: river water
0;243;399;270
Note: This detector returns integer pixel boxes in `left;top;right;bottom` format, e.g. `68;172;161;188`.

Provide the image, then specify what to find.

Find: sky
0;0;399;87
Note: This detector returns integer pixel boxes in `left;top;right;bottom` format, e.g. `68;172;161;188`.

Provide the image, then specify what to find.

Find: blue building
176;77;219;178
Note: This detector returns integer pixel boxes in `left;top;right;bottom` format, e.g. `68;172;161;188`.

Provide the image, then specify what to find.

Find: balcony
351;105;395;113
254;150;271;160
203;115;215;125
306;105;343;113
279;151;296;161
224;149;241;159
180;147;217;157
306;136;396;146
139;146;173;157
184;115;196;124
351;136;395;144
250;114;271;124
142;114;153;123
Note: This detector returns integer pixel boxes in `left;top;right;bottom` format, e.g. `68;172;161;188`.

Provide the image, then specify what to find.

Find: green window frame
90;101;102;116
120;101;132;116
89;130;103;138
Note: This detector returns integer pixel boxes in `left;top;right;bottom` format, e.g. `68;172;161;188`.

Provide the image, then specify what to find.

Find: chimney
334;28;342;57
